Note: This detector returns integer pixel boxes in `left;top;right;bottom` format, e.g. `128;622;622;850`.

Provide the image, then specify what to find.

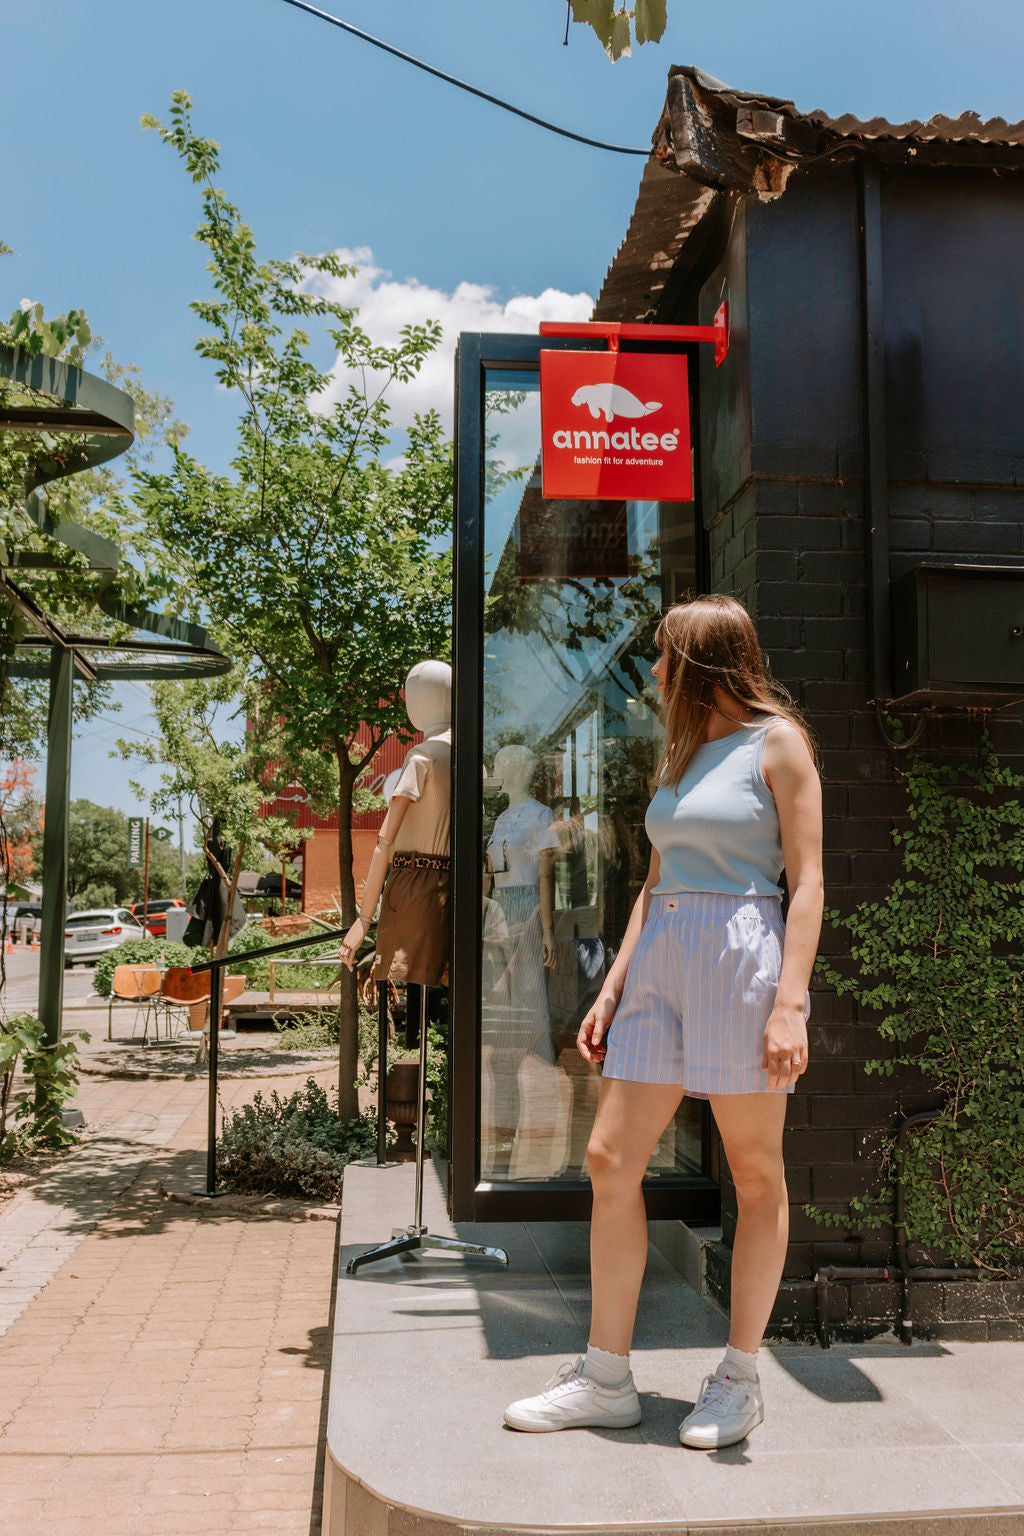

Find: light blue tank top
646;715;784;899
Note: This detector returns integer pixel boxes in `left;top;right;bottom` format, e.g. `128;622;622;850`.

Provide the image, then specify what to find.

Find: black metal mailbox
890;563;1024;706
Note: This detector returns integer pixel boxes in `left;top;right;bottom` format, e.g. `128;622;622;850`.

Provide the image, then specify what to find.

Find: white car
64;908;146;968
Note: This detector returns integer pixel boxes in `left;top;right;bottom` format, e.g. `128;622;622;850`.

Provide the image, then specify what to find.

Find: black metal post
204;973;221;1196
858;159;892;703
413;984;429;1230
377;981;388;1165
38;646;73;1047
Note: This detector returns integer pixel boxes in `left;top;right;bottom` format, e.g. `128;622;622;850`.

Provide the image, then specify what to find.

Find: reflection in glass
481;747;568;1179
479;370;704;1186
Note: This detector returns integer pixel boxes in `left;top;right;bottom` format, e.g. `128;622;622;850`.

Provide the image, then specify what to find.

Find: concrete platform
324;1160;1024;1535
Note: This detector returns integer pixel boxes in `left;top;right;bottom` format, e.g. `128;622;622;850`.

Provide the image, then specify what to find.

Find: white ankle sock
721;1343;759;1382
582;1343;630;1387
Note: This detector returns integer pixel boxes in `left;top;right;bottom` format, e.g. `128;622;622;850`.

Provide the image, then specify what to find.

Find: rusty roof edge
669;61;1024;146
594;64;1024;322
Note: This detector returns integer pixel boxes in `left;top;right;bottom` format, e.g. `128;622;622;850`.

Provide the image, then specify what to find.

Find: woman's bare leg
708;1092;789;1353
586;1078;684;1356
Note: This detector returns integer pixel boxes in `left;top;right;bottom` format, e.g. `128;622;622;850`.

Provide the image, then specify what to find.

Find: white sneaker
503;1355;642;1433
678;1368;764;1448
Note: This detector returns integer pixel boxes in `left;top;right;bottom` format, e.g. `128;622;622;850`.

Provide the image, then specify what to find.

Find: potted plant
385;1048;421;1160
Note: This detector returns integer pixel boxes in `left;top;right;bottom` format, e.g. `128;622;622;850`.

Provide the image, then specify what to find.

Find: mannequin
340;660;451;986
484;745;558;964
481;745;570;1179
343;660;509;1276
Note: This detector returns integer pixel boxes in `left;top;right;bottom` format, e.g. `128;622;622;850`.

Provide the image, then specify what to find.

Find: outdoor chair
194;974;246;1067
159;966;211;1041
107;964;163;1044
160;968;246;1065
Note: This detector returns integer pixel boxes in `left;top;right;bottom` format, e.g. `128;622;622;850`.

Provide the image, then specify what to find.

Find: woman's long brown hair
654;594;818;789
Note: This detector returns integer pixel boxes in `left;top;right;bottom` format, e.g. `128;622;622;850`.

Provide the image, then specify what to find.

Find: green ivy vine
0;1013;86;1159
810;726;1024;1275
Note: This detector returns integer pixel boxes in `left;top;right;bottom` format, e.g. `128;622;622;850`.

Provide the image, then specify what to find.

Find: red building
262;725;421;914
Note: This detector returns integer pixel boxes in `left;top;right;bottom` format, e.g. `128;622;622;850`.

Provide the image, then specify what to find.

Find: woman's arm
339;794;413;970
577;848;660;1062
761;722;824;1088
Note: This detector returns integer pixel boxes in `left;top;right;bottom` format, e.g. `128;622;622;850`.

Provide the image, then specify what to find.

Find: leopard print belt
391;852;450;872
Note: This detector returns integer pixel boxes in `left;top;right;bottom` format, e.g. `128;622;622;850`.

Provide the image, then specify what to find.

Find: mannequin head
494;744;537;804
405;660;452;734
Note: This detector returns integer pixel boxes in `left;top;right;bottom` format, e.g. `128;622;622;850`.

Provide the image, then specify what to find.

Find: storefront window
478;366;703;1187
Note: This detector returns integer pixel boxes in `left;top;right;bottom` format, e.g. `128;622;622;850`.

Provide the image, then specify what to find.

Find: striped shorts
601;891;811;1097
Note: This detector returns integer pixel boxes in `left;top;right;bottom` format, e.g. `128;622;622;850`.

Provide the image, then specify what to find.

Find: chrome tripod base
346;1224;509;1274
349;986;510;1278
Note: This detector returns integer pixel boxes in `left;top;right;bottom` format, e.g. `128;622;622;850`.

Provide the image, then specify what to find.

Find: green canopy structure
0;343;231;1043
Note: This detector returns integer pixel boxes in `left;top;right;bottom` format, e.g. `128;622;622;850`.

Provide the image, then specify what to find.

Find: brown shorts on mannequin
373;860;450;988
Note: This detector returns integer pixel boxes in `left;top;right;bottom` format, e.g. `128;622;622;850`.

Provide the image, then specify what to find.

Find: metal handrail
191;925;349;1195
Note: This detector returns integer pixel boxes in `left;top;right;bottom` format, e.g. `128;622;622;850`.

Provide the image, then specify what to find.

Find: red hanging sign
539;349;692;503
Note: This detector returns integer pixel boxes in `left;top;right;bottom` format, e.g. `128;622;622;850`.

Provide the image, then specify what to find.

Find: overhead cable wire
276;0;651;156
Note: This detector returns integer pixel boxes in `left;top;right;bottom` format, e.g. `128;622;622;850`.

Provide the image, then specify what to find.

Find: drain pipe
814;1107;1022;1347
859;157;892;703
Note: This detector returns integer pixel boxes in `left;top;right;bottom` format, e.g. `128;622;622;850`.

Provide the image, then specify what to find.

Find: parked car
128;898;186;938
3;903;43;941
64;908;146;968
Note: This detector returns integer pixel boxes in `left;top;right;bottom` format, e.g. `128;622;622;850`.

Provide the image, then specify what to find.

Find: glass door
450;332;719;1223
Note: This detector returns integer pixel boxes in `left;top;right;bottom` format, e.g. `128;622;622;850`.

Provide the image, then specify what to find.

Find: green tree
117;667;302;963
0;247;190;761
31;798;184;908
134;94;452;1118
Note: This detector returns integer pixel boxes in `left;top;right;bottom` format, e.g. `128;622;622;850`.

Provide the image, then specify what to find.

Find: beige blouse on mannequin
339;661;451;988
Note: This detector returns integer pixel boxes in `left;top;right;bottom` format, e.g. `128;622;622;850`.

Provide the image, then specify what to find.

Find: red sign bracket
539;302;729;368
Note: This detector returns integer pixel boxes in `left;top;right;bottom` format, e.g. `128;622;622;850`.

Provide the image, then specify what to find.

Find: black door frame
449;330;719;1224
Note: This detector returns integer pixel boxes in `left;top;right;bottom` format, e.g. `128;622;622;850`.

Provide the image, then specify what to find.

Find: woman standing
504;594;823;1449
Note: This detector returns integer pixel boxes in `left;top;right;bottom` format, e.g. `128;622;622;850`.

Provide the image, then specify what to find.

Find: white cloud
312;248;594;434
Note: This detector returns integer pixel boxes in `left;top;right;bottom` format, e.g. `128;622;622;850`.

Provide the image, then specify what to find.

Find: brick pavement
0;1059;339;1535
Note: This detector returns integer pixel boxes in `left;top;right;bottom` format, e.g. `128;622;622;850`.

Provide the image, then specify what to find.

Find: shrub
1;1013;85;1159
426;1014;449;1157
226;923;343;992
217;1078;385;1201
810;729;1024;1274
272;1009;341;1052
92;939;201;998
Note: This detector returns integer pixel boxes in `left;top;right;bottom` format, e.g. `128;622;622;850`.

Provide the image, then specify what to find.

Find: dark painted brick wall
681;160;1024;1332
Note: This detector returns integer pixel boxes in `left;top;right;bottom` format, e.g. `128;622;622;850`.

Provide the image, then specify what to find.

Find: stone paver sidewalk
0;1059;338;1536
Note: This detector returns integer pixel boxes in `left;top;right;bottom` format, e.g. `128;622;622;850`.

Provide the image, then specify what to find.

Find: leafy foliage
116;670;305;961
273;1001;383;1056
811;730;1024;1274
224;922;343;992
0;1013;86;1159
0;252;193;762
216;1078;385;1201
135;94;454;1118
425;1014;449;1156
568;0;667;60
37;798;185;907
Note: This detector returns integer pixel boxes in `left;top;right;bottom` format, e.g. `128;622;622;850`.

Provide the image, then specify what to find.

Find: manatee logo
570;383;662;423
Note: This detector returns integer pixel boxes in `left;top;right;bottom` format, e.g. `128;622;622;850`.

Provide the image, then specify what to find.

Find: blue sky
4;0;1023;828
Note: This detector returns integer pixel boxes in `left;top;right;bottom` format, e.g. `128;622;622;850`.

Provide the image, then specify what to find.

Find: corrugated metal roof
670;65;1024;148
594;65;1024;322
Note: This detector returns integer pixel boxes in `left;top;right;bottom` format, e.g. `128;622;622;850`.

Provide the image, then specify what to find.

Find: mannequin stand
347;985;509;1274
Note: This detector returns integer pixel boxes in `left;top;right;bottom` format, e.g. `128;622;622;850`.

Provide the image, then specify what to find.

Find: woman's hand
542;926;557;968
762;1002;809;1090
339;917;368;972
577;991;618;1062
